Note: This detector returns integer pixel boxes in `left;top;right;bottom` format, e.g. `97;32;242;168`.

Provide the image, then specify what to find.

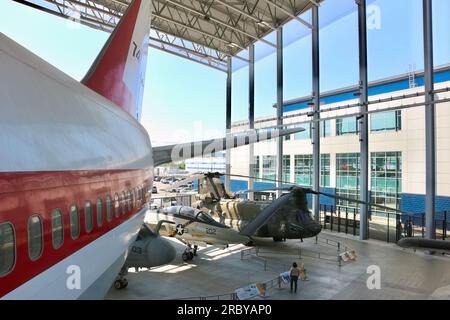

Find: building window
28;214;43;261
320;154;331;187
70;205;80;240
336;153;360;210
282;155;291;183
320;120;331;137
106;196;112;222
262;156;276;181
51;209;64;249
294;155;312;186
253;156;260;180
371;111;401;132
96;199;103;227
294;123;311;140
0;222;15;276
336;117;358;135
85;201;93;233
371;152;402;216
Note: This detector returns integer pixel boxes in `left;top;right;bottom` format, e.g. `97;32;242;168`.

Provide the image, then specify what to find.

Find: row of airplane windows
0;184;151;277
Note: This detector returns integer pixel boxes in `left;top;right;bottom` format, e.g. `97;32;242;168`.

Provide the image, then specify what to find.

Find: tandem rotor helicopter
155;172;448;262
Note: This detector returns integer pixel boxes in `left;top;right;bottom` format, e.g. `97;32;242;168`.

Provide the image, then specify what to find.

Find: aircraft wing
152;127;304;166
397;238;450;252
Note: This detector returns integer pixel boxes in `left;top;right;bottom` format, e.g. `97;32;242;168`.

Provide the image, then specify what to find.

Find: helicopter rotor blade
305;189;405;214
239;193;294;237
235;187;291;194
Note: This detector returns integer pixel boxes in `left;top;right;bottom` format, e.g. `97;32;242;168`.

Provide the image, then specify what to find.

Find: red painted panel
0;168;153;297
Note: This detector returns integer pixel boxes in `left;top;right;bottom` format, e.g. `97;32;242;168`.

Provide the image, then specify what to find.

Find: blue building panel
283;68;450;113
401;193;450;217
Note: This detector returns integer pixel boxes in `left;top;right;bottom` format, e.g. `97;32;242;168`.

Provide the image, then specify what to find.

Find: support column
225;56;232;192
357;0;369;240
312;5;320;222
423;0;436;239
276;27;283;198
248;44;255;200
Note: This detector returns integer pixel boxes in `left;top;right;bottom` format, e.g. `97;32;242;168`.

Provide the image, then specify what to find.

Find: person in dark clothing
289;262;300;293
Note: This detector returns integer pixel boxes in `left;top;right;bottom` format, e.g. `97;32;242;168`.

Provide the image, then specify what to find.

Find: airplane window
134;188;139;205
114;193;120;218
121;192;126;215
127;191;132;211
106;196;112;222
28;214;43;261
0;222;15;276
85;201;93;233
51;209;64;249
97;198;103;227
129;190;134;211
70;205;80;240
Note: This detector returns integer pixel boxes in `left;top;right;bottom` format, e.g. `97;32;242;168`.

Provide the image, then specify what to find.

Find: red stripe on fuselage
0;168;153;297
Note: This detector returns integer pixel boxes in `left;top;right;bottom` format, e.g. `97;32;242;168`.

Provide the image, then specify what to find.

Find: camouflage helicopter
168;172;323;242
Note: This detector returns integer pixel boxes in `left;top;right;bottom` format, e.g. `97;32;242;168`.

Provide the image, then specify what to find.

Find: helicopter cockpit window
162;206;180;214
178;206;196;219
195;211;228;228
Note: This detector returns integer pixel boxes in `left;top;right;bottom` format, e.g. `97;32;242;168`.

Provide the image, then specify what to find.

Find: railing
150;194;193;209
178;274;286;300
320;204;449;243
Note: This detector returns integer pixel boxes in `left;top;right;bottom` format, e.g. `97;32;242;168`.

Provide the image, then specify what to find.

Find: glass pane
97;199;103;227
70;205;80;240
85;201;93;233
121;192;126;215
51;209;63;249
114;193;120;218
106;196;112;222
28;215;42;260
0;223;15;276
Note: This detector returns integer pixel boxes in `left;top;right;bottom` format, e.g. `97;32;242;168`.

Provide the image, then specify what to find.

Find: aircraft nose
310;223;322;236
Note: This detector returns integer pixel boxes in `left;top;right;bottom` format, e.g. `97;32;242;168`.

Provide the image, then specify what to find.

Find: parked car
152;186;158;194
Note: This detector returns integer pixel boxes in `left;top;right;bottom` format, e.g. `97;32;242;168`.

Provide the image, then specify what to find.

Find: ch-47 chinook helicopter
167;173;323;243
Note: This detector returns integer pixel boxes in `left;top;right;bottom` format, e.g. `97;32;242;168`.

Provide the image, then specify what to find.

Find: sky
0;0;449;145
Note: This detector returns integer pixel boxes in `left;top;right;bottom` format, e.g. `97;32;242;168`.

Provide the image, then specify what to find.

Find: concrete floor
105;230;450;300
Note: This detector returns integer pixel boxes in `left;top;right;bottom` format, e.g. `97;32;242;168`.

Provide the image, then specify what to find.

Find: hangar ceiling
13;0;321;71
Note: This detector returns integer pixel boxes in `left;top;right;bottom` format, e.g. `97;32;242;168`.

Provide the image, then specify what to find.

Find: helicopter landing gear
182;245;195;262
193;245;198;256
114;266;129;290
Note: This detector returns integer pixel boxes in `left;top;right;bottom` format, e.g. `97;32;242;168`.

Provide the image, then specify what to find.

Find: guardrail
319;204;449;243
150;194;193;208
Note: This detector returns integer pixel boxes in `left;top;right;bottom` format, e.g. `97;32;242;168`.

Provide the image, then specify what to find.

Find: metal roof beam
50;0;122;18
162;0;276;48
160;0;276;47
149;43;227;72
152;12;247;51
260;0;312;29
213;0;277;30
151;25;233;57
150;36;228;66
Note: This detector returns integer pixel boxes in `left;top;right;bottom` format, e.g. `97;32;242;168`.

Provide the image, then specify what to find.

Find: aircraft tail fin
82;0;151;121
